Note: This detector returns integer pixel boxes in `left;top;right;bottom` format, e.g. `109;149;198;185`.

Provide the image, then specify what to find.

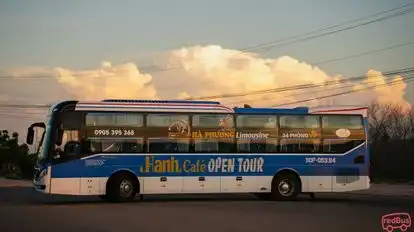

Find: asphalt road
0;187;413;232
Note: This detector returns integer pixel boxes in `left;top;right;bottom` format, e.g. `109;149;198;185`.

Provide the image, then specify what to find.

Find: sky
1;0;414;142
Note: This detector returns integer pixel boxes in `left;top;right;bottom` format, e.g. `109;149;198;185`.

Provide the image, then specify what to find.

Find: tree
368;102;414;182
0;130;35;179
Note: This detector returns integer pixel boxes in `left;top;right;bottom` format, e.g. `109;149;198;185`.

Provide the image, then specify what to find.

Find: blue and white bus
26;99;370;202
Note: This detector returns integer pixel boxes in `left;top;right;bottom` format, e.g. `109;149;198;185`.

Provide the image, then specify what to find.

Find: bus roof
75;99;234;113
72;99;367;117
235;105;368;117
234;107;309;115
102;99;221;105
309;105;368;117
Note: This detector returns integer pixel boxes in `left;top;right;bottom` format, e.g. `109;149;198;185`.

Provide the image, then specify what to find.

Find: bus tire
106;172;138;203
271;172;301;201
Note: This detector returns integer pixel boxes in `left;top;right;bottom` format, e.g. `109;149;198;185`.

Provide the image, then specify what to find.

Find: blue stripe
50;145;368;178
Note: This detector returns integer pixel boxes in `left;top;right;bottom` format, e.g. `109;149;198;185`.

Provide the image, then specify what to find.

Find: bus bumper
33;166;50;194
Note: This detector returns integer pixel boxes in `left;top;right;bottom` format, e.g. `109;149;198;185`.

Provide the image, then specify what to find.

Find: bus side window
148;138;190;153
89;138;144;153
321;115;365;153
235;114;278;153
192;113;235;153
55;130;81;158
194;139;233;153
278;115;321;153
84;112;145;154
237;139;278;153
280;139;320;153
322;139;364;153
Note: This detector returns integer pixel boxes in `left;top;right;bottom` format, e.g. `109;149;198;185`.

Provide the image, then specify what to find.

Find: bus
26;99;370;202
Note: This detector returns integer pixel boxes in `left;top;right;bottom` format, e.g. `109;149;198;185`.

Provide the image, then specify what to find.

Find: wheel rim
119;180;133;198
278;179;294;196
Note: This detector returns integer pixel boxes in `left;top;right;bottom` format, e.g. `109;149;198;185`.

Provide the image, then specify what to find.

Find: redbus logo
382;213;411;232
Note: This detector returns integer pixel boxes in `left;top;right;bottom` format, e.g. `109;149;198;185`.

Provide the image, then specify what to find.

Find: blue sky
1;0;414;78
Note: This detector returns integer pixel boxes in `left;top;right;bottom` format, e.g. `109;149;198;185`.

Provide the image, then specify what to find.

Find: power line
0;74;412;122
0;104;51;109
150;3;414;73
1;3;412;82
138;3;414;73
227;74;402;105
0;114;42;121
241;3;414;53
185;67;414;100
131;39;414;92
272;73;414;107
226;64;414;105
278;73;414;102
0;67;411;110
311;40;414;66
105;3;414;71
1;67;413;107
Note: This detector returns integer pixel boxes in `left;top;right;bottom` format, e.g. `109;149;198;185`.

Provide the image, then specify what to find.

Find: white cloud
164;45;411;108
0;66;53;79
0;45;411;142
53;61;157;101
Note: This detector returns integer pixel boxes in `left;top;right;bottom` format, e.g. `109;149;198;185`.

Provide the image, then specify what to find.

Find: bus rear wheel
106;173;138;203
271;173;300;201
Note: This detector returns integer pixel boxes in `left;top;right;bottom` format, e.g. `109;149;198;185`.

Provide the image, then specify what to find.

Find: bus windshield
37;125;52;162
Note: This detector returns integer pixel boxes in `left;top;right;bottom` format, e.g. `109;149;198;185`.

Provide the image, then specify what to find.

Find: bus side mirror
26;127;34;145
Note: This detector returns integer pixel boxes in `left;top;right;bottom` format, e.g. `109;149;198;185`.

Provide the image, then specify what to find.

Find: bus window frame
321;114;364;130
85;111;145;127
47;110;368;158
82;111;147;154
320;113;366;154
191;113;236;153
145;112;191;153
235;114;279;154
277;114;322;154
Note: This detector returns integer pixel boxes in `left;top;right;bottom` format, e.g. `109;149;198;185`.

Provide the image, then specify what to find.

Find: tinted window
280;139;320;153
58;111;84;129
147;114;189;127
237;139;278;153
322;115;363;129
194;139;233;153
322;139;365;153
148;138;190;153
279;115;319;129
192;114;234;128
86;113;143;127
88;138;144;153
51;112;86;160
236;115;277;128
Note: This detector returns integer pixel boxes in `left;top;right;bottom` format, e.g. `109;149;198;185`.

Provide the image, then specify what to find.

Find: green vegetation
0;102;413;183
0;130;36;179
368;102;414;183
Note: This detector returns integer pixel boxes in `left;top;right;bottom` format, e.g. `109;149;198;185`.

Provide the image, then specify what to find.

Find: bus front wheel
271;172;300;201
106;172;138;203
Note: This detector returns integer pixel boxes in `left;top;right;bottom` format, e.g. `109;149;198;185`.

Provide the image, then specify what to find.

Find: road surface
1;183;413;232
